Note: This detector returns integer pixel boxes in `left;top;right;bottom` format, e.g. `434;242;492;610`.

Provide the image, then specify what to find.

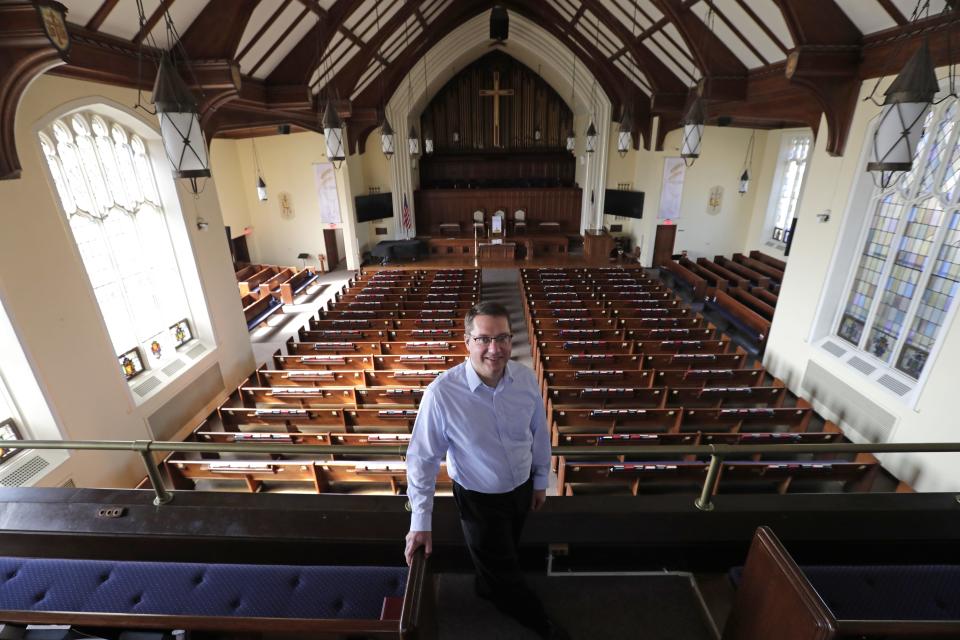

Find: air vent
60;479;75;488
764;241;776;248
186;343;207;359
822;341;848;358
133;376;162;397
0;456;49;487
847;356;877;375
801;360;897;443
162;359;185;376
878;374;911;396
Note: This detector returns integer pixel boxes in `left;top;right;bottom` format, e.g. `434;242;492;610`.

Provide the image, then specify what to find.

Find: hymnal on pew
406;341;450;348
581;388;634;396
270;387;324;395
377;410;418;418
313;341;359;349
283;370;335;378
300;356;347;364
255;408;308;416
574;370;624;378
590;409;647;417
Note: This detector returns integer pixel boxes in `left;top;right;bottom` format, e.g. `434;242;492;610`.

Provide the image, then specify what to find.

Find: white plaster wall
762;73;960;491
0;73;254;488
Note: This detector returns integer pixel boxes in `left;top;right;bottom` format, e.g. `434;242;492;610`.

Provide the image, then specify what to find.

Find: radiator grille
801;360;897;443
0;456;49;487
186;343;207;359
133;376;162;398
162;359;185;376
822;341;848;358
848;356;877;375
878;374;911;397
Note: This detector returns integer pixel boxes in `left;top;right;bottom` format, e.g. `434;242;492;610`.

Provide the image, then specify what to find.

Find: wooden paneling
415;188;582;235
420;51;573;153
420;152;575;188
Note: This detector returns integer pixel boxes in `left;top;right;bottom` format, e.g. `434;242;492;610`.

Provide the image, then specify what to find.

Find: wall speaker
490;6;508;41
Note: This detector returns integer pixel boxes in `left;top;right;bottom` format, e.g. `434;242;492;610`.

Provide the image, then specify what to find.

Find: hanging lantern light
534;126;542;142
566;128;576;152
452;130;460;143
424;124;434;154
380;114;395;158
256;176;268;201
866;40;939;187
585;121;598;153
680;96;706;165
617;109;632;158
322;101;345;167
738;169;750;195
152;52;211;193
738;130;755;195
408;124;420;156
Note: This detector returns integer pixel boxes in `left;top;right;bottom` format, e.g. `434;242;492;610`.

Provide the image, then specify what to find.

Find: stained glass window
836;98;960;379
170;319;193;348
0;419;22;465
771;134;812;243
38;111;195;381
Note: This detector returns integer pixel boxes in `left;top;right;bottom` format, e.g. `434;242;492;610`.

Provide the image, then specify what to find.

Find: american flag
401;193;411;237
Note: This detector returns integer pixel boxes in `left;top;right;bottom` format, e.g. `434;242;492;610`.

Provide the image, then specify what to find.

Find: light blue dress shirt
406;359;551;531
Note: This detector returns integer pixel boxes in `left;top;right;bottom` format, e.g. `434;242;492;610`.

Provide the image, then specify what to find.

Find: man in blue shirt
404;301;560;638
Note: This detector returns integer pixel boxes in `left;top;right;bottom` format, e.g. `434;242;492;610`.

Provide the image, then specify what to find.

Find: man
404;301;563;639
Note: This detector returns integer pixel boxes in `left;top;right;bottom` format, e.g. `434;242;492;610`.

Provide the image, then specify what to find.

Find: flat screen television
604;189;644;219
355;193;393;223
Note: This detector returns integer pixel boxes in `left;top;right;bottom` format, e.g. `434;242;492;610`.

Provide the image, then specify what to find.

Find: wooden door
653;224;677;267
323;229;340;270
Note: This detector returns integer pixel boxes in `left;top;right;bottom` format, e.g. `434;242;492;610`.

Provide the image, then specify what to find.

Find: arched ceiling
21;0;960;154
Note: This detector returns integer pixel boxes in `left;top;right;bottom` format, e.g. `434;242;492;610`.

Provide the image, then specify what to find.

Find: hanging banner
313;162;341;225
658;157;686;220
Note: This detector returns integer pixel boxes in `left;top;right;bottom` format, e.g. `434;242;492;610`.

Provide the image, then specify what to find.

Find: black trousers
452;477;550;634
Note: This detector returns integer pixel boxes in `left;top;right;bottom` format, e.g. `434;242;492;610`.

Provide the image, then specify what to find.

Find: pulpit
584;229;615;261
478;241;516;259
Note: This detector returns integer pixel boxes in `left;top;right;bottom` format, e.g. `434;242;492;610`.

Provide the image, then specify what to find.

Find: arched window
38;111;196;382
833;99;960;382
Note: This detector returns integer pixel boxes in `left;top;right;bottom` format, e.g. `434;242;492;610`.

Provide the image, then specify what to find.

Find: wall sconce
196;217;209;231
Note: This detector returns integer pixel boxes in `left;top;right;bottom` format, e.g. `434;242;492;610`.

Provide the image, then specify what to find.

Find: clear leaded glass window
836;99;960;380
39;111;195;380
771;134;812;243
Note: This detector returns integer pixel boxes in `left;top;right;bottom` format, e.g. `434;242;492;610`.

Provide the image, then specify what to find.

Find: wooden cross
479;71;514;148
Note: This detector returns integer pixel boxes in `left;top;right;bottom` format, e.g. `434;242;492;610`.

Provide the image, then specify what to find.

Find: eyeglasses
468;334;513;345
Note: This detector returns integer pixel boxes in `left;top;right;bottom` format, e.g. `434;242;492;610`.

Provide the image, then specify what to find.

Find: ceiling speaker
490;6;508;41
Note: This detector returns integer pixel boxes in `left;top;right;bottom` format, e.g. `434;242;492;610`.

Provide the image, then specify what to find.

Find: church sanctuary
2;0;960;637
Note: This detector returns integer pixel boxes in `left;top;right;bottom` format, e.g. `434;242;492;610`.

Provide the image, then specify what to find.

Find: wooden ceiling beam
132;0;176;46
876;0;908;26
85;0;120;32
651;0;746;78
731;0;788;54
248;6;309;77
701;0;768;65
236;0;292;62
771;0;861;156
266;0;367;86
180;0;263;60
327;0;422;103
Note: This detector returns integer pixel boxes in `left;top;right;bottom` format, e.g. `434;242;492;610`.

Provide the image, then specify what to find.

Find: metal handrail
7;439;960;510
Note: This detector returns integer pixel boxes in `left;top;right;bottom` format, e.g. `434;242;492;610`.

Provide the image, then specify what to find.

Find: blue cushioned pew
0;550;434;639
723;526;960;639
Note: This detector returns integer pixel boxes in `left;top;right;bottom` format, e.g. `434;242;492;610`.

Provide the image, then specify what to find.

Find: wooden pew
679;406;813;433
373;354;464;370
680;257;729;294
546;387;667;409
273;351;374;370
749;249;787;271
660;259;707;300
310;318;395;331
258;267;297;299
552;408;683;434
298;328;392;343
727;287;776;321
642;352;748;370
244;291;282;331
238;265;280;297
750;286;779;307
734;252;784;282
285;338;382;355
380;341;468;355
257;367;366;388
536;341;634;356
708;289;772;349
697;257;750;288
541;369;652;390
666;386;787;408
217;406;346;431
715;255;771;289
238;386;359;408
652;368;766;388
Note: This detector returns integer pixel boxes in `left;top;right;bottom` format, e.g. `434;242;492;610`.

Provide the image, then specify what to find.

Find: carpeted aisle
436;572;719;639
480;267;533;369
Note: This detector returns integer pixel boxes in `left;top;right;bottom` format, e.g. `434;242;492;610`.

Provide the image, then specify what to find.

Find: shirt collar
465;359;514;392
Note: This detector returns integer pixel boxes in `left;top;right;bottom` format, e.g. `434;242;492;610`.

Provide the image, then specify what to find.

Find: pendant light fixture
584;14;600;155
533;65;543;143
681;6;717;168
617;108;632;157
566;55;577;152
404;16;419;157
422;51;433;154
374;4;394;159
252;139;267;201
738;130;755;195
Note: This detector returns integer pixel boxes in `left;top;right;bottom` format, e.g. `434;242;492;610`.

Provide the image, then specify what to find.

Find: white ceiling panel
644;39;696;86
891;0;947;21
100;0;160;41
835;0;895;34
237;2;305;76
660;23;695;64
314;43;360;92
60;1;98;28
345;0;375;31
426;0;453;23
712;0;786;63
614;58;652;94
635;0;665;23
253;12;315;79
144;1;211;49
601;0;648;32
351;60;381;100
235;0;287;56
743;0;794;49
690;2;763;68
550;0;577;21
